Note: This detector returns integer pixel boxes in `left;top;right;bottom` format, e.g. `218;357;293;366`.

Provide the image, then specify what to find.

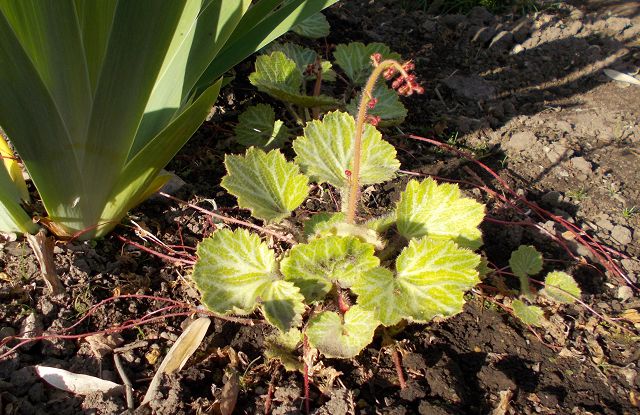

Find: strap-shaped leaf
290;12;330;38
352;267;405;326
347;83;407;126
264;328;303;371
542;271;580;304
261;280;305;332
395;238;480;323
333;42;402;85
265;43;336;82
396;178;484;249
249;51;338;108
512;299;543;327
293;111;400;188
306;305;379;358
280;235;379;301
234;104;289;149
222;147;309;223
192;228;276;315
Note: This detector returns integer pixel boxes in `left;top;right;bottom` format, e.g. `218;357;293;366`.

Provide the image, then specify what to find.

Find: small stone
611;225;633;245
440;14;466;29
621;258;640;272
570;156;592;175
617;285;634;302
421;20;437;33
511;44;525;55
442;74;495;101
468;7;494;25
546;142;573;163
556;121;573;133
595;218;614;232
504;131;537;152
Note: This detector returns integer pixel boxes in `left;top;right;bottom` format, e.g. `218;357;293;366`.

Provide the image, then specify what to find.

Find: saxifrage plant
0;0;337;239
191;51;486;364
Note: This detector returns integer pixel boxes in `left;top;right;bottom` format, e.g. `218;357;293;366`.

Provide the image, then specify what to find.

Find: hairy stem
346;60;409;224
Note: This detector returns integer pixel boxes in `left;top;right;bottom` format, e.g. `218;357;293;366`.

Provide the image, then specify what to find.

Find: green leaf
354;238;481;324
234;104;289;149
261;280;305;332
265;42;336;82
264;328;303;371
364;212;396;234
192;228;276;315
222;147;309;223
306;305;379;358
512;299;543;327
509;245;543;277
396;179;485;249
352;267;405;326
347;83;407;127
293;111;400;188
249;51;338;108
303;212;347;238
291;12;330;38
542;271;581;304
280;235;379;301
333;42;402;85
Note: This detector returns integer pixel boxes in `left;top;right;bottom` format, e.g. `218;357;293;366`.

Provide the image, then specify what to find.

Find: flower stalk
346;57;423;223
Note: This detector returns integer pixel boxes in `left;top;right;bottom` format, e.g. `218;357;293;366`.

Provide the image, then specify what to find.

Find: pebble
611;225;633;245
504;131;537;152
617;285;634;302
595;218;614;232
621;258;640;272
569;156;592;175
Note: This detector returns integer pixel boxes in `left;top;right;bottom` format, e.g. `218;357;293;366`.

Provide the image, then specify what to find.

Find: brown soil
1;1;639;414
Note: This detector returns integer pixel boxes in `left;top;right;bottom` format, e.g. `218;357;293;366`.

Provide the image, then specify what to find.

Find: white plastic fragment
603;69;640;85
34;365;123;396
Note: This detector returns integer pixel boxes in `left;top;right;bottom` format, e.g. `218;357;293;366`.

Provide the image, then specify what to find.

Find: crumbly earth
1;1;639;414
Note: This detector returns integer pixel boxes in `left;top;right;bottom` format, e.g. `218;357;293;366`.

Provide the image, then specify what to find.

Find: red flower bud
367;97;378;109
366;115;381;126
383;67;397;80
370;53;382;67
391;77;404;89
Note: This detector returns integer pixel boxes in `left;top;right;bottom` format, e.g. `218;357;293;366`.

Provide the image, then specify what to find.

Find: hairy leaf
293;111;400;188
264;328;303;371
395;238;480;322
303;212;347;238
265;42;335;82
306;305;379;358
509;245;543;277
396;179;484;249
280;235;379;301
249;51;338;107
291;12;330;38
333;42;402;85
512;300;543;327
234;104;289;149
347;83;407;126
261;280;305;331
192;228;276;315
352;267;405;326
542;271;581;304
364;212;396;234
222;148;309;223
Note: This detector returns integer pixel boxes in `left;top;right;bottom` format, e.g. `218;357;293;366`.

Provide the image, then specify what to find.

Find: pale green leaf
347;83;407;127
249;51;338;108
512;300;543;327
234;104;289;149
395;238;481;322
264;42;335;82
291;12;330;39
364;212;396;234
261;280;305;332
222;147;309;223
333;42;402;85
280;235;379;301
509;245;543;277
396;179;485;249
306;305;379;358
192;228;276;315
542;271;581;304
264;328;303;371
303;212;347;238
352;267;405;326
293;111;400;188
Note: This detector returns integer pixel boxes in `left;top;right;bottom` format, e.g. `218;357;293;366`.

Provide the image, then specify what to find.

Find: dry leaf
621;308;640;324
141;316;210;406
603;69;640;85
491;389;513;415
216;368;240;415
35;365;123;396
25;229;64;295
85;333;124;359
